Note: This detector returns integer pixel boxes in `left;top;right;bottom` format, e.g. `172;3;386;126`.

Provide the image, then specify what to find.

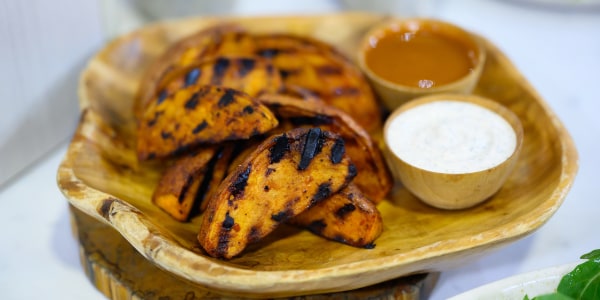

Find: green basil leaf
556;258;600;299
580;249;600;260
531;293;574;300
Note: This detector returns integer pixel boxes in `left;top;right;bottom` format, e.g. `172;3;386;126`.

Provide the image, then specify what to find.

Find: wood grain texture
71;206;436;299
57;12;578;298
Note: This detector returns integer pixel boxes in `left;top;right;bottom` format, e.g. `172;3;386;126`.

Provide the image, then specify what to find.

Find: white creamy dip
386;100;517;174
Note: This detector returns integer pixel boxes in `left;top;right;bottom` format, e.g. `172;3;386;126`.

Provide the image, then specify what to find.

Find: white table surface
1;1;599;299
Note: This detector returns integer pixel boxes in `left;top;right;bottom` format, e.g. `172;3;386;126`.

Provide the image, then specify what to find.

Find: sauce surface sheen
365;30;476;88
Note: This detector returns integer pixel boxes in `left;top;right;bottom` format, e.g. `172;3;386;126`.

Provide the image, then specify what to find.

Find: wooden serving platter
57;12;578;298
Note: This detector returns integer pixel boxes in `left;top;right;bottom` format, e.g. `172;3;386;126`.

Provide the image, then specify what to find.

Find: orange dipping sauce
365;26;479;89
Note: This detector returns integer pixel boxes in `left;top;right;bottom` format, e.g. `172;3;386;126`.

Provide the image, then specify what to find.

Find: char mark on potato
311;182;332;205
271;209;293;222
248;226;262;243
222;212;235;230
346;163;357;181
184;68;201;87
335;203;356;219
243;105;254;114
265;167;275;177
184;92;200;110
217;88;237;108
160;131;173;140
269;134;289;164
191;147;224;215
192;120;208;134
306;219;327;234
229;164;251;198
147;111;163;127
216;232;230;257
279;68;300;79
172;144;194;157
330;138;345;164
212;57;230;84
238;58;256;77
156;89;168;105
363;243;376;249
177;174;196;204
298;128;324;170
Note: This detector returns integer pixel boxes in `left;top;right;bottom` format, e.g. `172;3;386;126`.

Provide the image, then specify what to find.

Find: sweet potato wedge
135;25;255;117
291;184;383;248
152;147;217;221
195;145;238;213
258;94;392;202
137;85;278;160
157;56;283;99
198;127;357;259
252;34;382;133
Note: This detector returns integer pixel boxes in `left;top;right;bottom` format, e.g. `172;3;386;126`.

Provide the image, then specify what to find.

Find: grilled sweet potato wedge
137;85;278;160
259;94;392;202
196;145;237;213
135;26;255;117
252;34;382;132
291;184;383;248
198;128;357;259
157;56;283;99
152;147;217;221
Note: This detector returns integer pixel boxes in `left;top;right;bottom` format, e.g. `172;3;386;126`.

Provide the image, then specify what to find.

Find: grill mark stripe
238;58;256;77
298;128;323;170
192;120;208;134
330;138;345;164
185;92;200;110
156;90;168;104
269;134;289;164
177;174;196;204
229;164;251;198
184;68;201;86
218;89;236;108
212;57;230;84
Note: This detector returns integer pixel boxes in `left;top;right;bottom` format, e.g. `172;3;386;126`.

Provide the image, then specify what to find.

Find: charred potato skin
291;184;383;248
198;128;357;259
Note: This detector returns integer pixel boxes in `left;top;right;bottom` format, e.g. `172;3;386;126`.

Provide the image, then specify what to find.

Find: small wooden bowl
358;18;487;111
383;94;524;210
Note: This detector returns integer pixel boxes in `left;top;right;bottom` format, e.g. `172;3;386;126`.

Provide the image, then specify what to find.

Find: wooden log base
70;206;439;299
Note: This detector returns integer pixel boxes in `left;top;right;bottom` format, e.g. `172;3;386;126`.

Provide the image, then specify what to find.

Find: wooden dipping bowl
384;93;524;210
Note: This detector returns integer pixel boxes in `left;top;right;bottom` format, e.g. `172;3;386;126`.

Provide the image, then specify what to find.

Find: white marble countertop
1;0;599;299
